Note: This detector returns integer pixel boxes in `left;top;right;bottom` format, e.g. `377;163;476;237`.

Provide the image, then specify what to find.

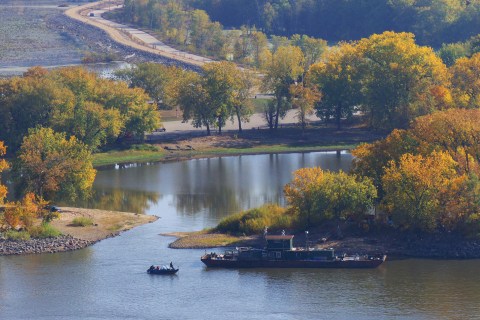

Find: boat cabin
265;235;294;251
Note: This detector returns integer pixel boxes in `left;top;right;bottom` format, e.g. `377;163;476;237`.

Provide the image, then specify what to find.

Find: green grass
71;217;94;227
200;144;357;155
215;204;295;235
249;98;271;113
93;148;167;167
93;143;356;167
107;224;123;232
3;230;31;241
29;223;62;238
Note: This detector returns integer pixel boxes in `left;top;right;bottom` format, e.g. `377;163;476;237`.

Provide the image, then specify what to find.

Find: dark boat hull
201;256;386;269
147;268;179;275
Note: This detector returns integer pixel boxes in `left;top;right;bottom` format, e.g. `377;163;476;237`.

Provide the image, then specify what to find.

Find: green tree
438;42;470;67
261;46;305;130
175;72;215;135
309;42;363;129
116;62;180;109
14;127;96;201
284;167;377;228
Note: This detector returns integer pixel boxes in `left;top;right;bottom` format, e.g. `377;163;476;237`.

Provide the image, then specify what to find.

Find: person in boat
170;262;174;269
149;265;154;271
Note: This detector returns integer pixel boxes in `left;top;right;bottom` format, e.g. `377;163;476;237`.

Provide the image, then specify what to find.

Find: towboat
201;235;386;269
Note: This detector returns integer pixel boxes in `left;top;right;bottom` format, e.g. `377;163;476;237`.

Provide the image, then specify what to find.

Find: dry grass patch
166;231;260;249
51;207;158;241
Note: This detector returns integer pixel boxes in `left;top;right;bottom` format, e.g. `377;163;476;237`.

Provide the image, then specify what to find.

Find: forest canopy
186;0;480;47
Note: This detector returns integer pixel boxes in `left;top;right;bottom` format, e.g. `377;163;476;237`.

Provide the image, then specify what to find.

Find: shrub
71;217;94;227
215;204;293;235
29;223;62;238
4;230;31;241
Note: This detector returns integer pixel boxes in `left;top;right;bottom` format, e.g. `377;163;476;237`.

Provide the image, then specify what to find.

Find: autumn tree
289;83;321;133
381;152;469;232
356;32;450;130
450;53;480;109
51;67;159;144
116;62;180;109
261;46;305;130
14;127;96;201
309;42;363;129
175;72;215;135
202;61;238;134
351;129;420;197
0;69;71;150
410;109;480;174
284;167;377;228
0;141;8;204
291;34;328;71
230;68;256;133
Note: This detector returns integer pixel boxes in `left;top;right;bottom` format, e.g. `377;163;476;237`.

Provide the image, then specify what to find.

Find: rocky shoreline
0;235;97;255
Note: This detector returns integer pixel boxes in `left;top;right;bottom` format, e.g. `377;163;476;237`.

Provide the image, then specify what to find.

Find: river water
1;152;480;320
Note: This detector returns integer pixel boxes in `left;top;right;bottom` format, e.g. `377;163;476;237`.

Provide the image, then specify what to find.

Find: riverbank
0;207;157;255
93;124;383;167
167;229;480;259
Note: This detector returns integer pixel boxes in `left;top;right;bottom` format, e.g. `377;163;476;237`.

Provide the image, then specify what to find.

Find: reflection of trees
173;186;241;220
64;187;161;215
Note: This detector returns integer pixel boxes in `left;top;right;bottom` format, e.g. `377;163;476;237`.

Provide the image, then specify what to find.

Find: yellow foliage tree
450;52;480;109
381;151;468;232
289;83;321;132
356;31;450;129
14;127;96;201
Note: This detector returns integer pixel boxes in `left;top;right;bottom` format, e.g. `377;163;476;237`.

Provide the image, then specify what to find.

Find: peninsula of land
0;207;157;255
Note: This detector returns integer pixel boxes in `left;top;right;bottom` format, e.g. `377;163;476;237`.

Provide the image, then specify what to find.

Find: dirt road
64;0;208;68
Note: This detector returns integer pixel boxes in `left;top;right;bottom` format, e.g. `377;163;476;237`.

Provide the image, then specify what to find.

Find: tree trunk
274;97;281;129
236;108;243;133
336;103;342;130
206;123;211;136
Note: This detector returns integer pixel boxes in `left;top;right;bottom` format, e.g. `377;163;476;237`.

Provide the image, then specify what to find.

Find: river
1;152;480;320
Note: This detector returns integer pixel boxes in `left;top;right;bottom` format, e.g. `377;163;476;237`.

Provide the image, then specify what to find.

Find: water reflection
3;152;480;319
67;187;161;215
81;152;352;220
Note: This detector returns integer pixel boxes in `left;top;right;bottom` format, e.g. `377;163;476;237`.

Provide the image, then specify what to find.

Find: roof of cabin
265;235;294;240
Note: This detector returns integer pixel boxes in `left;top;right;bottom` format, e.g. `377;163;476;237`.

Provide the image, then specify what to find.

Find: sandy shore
51;207;158;241
0;207;158;255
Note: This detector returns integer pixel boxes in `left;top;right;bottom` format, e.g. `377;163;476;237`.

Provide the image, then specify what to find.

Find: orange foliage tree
0;141;8;203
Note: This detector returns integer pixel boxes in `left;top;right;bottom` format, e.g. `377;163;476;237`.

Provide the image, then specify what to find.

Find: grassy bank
93;143;356;167
92;123;383;167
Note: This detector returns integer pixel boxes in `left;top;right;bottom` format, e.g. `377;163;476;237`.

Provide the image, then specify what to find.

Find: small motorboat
147;265;178;275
